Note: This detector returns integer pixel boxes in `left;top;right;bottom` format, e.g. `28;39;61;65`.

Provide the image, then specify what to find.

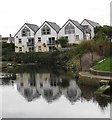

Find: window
38;37;41;42
65;36;68;39
65;23;75;34
47;29;50;34
49;38;51;43
41;25;51;35
27;31;30;36
18;39;22;43
38;46;42;52
52;37;55;40
32;47;34;51
49;46;55;52
29;47;34;52
28;38;34;43
16;36;18;38
19;47;22;52
21;27;30;37
48;37;55;44
76;35;79;40
22;30;26;36
40;83;43;88
29;47;32;52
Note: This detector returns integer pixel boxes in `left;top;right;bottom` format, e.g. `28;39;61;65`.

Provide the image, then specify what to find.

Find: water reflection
2;71;112;110
16;73;81;103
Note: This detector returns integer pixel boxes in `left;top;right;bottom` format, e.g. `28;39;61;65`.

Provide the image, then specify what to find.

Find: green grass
93;57;112;72
0;61;15;66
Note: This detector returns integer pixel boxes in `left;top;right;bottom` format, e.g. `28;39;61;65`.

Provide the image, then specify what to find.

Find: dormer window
41;25;51;35
21;27;30;37
65;23;75;34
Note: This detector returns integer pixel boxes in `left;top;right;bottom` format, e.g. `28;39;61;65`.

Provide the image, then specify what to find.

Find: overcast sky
0;0;111;37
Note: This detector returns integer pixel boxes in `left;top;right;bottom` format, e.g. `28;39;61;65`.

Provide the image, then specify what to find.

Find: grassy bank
93;57;112;72
0;61;15;65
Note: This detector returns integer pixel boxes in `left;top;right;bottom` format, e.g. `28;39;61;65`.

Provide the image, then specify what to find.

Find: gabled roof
81;19;100;28
35;21;60;33
81;25;91;33
25;23;39;32
14;23;39;36
45;21;60;32
69;19;84;32
58;19;84;33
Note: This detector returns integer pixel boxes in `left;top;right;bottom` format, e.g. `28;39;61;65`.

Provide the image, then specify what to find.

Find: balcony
27;42;34;46
47;41;55;46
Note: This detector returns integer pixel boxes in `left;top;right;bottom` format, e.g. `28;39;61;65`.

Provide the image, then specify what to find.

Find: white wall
35;22;58;52
58;21;84;44
14;24;35;52
81;20;94;39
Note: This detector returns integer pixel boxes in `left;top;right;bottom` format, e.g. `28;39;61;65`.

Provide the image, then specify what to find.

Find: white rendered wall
35;23;58;52
58;21;84;44
81;20;94;39
14;24;35;52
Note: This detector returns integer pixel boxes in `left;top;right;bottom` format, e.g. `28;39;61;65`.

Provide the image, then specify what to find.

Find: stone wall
90;68;112;77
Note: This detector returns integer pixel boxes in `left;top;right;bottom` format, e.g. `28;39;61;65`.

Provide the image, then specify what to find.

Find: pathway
79;72;112;80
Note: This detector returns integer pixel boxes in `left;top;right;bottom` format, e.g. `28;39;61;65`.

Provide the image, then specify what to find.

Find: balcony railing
27;42;34;46
47;41;55;45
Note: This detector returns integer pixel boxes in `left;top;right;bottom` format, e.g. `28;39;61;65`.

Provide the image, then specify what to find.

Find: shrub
57;37;68;48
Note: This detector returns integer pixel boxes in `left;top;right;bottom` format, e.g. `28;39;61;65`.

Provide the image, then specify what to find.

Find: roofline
25;23;39;32
58;19;84;33
35;21;60;34
14;23;25;37
81;19;100;28
14;23;38;37
69;19;84;32
45;21;60;32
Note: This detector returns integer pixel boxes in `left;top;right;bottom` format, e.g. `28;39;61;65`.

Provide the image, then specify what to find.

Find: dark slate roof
46;21;60;32
84;19;100;27
25;23;39;32
69;19;84;32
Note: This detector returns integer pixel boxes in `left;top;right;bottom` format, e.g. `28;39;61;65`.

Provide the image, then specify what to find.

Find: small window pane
76;35;79;40
19;39;22;43
19;47;22;52
38;37;41;42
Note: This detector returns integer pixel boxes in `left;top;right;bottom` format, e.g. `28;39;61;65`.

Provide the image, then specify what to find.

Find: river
0;65;111;118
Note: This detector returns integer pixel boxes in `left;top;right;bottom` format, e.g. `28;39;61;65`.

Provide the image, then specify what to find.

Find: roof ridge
69;19;79;23
25;23;38;26
45;21;57;24
45;21;60;26
84;19;99;24
45;21;60;32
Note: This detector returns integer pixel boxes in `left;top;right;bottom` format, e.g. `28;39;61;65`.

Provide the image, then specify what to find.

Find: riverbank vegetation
1;25;112;72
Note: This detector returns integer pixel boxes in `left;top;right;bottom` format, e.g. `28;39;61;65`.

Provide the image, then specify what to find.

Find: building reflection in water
16;73;81;103
17;73;41;102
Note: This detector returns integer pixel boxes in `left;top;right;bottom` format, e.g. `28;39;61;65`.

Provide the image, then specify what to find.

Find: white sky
0;0;111;37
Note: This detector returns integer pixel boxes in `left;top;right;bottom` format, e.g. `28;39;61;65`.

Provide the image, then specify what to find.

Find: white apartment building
14;23;39;52
14;19;100;52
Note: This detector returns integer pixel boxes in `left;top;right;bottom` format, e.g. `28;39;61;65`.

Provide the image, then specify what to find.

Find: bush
57;37;68;48
14;52;51;64
2;42;15;55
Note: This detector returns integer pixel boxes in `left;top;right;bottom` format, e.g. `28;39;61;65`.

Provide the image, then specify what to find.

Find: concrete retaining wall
90;68;112;77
